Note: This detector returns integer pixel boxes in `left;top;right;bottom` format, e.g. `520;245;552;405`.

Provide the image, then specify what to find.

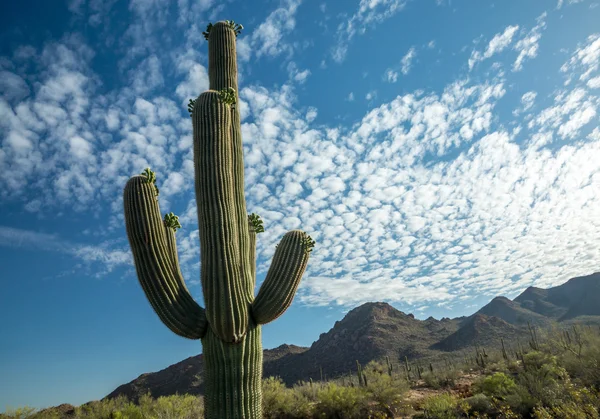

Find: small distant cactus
356;360;365;387
501;338;509;361
385;355;393;376
527;321;539;351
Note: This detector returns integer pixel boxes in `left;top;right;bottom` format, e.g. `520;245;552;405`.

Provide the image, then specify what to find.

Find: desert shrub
75;395;140;418
515;352;569;407
2;406;39;418
293;380;324;403
558;331;600;389
421;368;459;389
474;372;517;398
464;393;494;416
361;363;409;417
532;385;600;418
140;393;204;419
313;382;367;419
419;393;469;419
262;377;297;419
533;402;599;419
70;393;205;419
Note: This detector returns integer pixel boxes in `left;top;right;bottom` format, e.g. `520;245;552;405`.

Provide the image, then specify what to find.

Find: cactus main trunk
201;322;262;418
123;20;314;419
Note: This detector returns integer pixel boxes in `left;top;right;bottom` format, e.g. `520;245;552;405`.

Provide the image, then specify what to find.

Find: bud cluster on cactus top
202;20;243;40
164;212;182;231
302;235;316;253
218;87;237;106
248;213;265;233
140;167;159;196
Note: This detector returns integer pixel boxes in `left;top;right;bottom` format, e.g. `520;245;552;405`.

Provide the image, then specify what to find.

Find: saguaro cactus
123;20;314;419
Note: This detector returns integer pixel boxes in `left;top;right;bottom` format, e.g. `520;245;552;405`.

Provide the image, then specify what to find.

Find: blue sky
1;0;600;412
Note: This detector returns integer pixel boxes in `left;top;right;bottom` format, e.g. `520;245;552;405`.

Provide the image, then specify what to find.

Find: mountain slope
103;273;600;402
104;344;308;403
270;302;460;385
514;272;600;320
473;296;551;327
432;314;523;351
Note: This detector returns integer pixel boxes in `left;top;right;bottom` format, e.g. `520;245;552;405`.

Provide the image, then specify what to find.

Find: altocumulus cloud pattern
1;0;600;314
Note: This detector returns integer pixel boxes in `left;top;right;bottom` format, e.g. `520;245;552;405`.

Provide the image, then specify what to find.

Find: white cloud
237;0;302;62
521;91;537;111
513;13;546;72
469;25;519;70
401;47;416;75
561;34;600;85
287;62;311;84
384;69;398;83
365;90;377;101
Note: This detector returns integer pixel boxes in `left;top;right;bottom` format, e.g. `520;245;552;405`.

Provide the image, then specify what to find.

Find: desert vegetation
5;324;600;418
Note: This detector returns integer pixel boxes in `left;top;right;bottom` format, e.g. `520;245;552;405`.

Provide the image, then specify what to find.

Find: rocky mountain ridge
97;272;600;403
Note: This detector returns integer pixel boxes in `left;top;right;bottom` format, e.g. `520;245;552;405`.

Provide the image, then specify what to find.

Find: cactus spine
123;21;314;419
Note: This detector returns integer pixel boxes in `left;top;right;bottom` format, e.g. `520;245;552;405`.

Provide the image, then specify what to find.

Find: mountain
101;273;600;403
104;344;308;404
432;314;522;351
472;296;551;327
266;302;461;385
514;272;600;321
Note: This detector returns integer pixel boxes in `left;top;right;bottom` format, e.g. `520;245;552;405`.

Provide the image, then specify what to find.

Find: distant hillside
268;302;461;385
514;272;600;321
474;296;551;327
104;344;307;404
432;314;522;351
100;272;600;403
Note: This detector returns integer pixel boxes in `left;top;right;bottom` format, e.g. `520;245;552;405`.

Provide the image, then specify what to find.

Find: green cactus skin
123;21;313;419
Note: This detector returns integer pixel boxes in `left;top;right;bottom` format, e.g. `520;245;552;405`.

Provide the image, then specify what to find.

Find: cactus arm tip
251;229;312;325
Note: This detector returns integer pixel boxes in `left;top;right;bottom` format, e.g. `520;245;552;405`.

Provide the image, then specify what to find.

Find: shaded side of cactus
123;21;313;419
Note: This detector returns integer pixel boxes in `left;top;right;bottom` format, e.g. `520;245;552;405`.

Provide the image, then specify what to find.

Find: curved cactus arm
193;90;249;343
251;230;313;325
124;175;207;340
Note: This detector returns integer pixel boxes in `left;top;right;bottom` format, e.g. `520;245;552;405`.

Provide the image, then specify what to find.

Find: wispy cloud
401;47;416;75
513;13;547;72
332;0;410;63
383;46;417;82
237;0;302;62
468;14;547;73
0;226;131;277
469;25;519;70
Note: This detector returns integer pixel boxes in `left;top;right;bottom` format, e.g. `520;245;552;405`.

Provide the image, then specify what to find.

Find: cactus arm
123;175;207;339
251;230;313;325
193;89;249;343
208;22;254;302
